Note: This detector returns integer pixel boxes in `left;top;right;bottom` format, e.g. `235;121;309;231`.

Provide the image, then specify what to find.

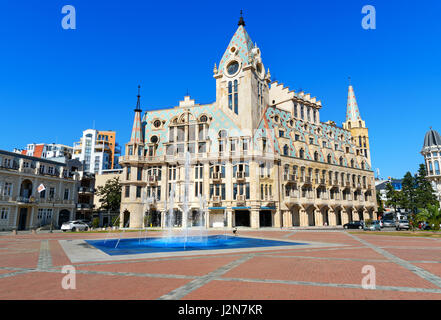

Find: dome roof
423;128;441;148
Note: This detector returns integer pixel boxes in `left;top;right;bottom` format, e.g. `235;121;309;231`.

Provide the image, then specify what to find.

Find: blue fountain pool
86;235;305;256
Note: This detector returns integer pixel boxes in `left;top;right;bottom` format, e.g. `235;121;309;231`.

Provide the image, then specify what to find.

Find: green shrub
92;218;100;228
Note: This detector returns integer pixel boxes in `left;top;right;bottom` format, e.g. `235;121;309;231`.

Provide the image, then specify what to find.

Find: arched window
300;105;304;120
339;157;344;166
314;151;319;161
299;149;304;159
283;145;289;156
234;80;238;114
350;159;355;168
228;81;232;110
327;154;332;164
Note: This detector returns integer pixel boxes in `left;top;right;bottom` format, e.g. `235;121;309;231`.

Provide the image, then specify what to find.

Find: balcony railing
211;172;221;181
283;174;297;182
211;196;222;203
79;187;94;193
235;171;245;180
236;195;246;203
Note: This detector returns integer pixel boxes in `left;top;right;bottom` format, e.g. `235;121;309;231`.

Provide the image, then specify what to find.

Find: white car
61;220;89;232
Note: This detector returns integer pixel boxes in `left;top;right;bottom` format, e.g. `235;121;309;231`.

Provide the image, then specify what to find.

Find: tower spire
134;85;141;112
346;83;362;124
238;10;245;26
130;85;143;144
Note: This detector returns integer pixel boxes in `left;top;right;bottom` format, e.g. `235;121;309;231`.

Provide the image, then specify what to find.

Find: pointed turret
130;85;144;144
342;81;371;166
346;84;362;124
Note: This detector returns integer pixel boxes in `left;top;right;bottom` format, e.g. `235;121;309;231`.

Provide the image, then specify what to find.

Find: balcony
236;195;246;204
147;175;158;184
21;167;36;174
76;203;94;210
235;171;245;181
0;163;19;171
302;177;312;185
0;195;12;202
211;196;222;204
283;174;297;183
16;196;37;204
211;172;222;181
285;190;300;205
79;187;94;193
332;179;339;187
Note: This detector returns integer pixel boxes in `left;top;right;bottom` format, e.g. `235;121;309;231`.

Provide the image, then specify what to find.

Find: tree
385;182;404;213
415;164;437;209
95;177;122;212
416;203;441;231
376;192;385;218
400;172;417;213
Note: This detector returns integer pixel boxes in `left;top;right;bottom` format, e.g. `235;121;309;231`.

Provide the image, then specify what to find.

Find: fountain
87;151;305;255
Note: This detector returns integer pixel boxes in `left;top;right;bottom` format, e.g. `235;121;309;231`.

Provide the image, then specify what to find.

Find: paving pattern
0;230;440;300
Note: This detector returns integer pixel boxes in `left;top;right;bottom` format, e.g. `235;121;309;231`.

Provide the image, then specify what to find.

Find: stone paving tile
50;240;72;267
414;263;441;278
76;255;242;277
0;272;190;300
382;248;441;262
268;247;386;260
0;252;40;269
287;232;360;245
182;280;441;300
221;256;439;289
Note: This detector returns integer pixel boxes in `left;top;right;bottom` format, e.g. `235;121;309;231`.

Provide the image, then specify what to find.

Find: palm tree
416;204;441;231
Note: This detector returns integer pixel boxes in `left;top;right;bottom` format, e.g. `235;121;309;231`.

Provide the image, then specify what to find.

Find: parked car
343;221;364;229
395;220;409;231
364;220;381;231
382;219;395;227
78;220;92;227
61;220;89;232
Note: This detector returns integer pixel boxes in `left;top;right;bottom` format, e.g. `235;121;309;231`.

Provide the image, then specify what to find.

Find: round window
200;115;208;123
150;135;159;144
153;120;161;128
227;61;239;75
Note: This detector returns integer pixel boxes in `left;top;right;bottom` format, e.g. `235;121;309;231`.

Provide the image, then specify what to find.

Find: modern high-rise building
119;17;377;229
73;129;121;175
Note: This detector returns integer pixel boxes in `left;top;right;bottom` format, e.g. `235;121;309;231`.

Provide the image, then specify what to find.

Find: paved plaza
0;230;441;300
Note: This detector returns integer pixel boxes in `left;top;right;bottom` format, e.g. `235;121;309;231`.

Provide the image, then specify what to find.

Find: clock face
227;61;239;75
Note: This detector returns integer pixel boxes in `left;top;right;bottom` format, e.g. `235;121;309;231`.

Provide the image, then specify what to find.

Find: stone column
282;210;292;228
250;208;260;229
352;209;359;221
341;209;349;225
299;208;307;227
314;208;322;226
273;208;281;228
328;209;336;226
226;208;233;228
363;209;370;221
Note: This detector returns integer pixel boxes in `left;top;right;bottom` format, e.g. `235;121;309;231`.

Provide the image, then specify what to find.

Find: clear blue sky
0;0;440;179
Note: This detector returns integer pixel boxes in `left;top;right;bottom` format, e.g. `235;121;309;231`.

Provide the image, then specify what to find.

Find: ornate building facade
119;18;377;229
421;128;441;202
